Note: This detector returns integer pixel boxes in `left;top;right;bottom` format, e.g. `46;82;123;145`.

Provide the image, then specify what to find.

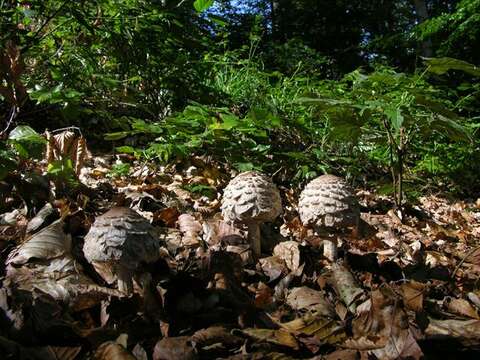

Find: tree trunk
270;0;280;41
413;0;433;57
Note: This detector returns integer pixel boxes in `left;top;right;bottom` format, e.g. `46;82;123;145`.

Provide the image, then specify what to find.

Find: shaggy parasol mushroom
83;207;160;294
221;171;282;257
298;175;360;261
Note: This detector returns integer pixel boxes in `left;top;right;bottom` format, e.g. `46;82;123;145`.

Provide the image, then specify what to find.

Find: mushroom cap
221;171;282;225
298;175;359;231
83;207;159;270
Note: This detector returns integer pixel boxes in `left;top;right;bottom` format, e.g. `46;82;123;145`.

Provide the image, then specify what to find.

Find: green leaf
385;106;404;132
116;146;138;154
428;114;472;142
234;162;259;172
104;131;131;141
9;126;42;141
424;57;480;77
193;0;214;12
210;113;239;130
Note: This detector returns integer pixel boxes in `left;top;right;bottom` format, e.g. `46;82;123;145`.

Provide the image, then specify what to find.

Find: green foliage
0;143;17;181
47;158;78;188
424;57;480;77
415;0;480;62
300;66;472;205
8;125;47;160
182;184;216;198
107;162;131;179
194;0;214;12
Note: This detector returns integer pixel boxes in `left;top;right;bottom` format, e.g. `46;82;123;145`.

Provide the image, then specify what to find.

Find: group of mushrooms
83;171;360;294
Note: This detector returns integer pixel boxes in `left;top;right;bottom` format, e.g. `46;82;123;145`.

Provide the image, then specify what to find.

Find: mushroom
221;171;282;257
83;207;160;294
298;175;360;261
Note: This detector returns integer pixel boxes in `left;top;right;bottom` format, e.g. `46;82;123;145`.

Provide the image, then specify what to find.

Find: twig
451;245;480;280
0;105;18;137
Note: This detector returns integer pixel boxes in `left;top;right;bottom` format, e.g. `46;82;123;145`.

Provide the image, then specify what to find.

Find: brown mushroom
221;171;282;257
83;207;160;294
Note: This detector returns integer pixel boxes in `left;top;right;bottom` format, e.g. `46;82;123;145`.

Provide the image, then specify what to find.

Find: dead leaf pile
1;153;480;359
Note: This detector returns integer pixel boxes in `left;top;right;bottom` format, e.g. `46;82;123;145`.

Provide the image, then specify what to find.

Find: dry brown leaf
177;213;202;246
26;203;58;234
45;130;89;175
191;326;243;347
345;288;423;360
131;344;148;360
323;349;360;360
259;256;288;282
94;342;136;360
153;337;197;360
156;207;180;227
7;220;70;265
273;241;301;273
240;328;299;349
279;313;345;345
286;287;334;317
43;346;82;360
74;136;88;175
401;281;425;312
445;297;479;319
254;282;274;309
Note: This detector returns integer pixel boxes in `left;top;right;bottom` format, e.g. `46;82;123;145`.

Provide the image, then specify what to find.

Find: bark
413;0;433;57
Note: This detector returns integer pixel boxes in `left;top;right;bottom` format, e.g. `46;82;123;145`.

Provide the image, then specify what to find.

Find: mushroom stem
247;222;261;257
323;238;337;262
116;266;133;294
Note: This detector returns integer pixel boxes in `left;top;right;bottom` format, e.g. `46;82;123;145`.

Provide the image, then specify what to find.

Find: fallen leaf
273;241;301;272
345;288;423;360
444;297;479;319
401;281;425;312
279;313;345;344
240;328;299;349
7;220;71;265
286;287;334;317
259;256;288;282
191;326;243;347
153;336;197;360
177;214;202;246
156;207;181;227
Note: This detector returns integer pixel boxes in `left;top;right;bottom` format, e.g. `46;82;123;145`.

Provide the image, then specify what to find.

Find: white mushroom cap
221;171;282;225
298;175;359;231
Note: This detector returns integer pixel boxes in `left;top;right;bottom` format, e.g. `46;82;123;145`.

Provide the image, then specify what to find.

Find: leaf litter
1;151;480;359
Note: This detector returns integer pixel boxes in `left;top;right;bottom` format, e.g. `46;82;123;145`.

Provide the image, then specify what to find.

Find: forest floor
1;151;480;360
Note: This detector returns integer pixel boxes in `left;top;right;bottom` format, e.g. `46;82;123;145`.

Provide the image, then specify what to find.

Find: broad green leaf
116;146;138;154
210;113;239;130
297;97;351;107
385;106;404;132
428;114;472;142
104;131;131;140
424;57;480;77
234;162;259;172
193;0;214;12
9;125;42;141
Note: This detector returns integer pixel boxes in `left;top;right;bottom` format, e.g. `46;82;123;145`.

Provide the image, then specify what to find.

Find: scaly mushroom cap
298;175;359;231
221;171;282;225
83;207;159;283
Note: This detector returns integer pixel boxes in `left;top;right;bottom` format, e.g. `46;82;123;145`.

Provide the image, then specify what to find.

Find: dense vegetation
1;0;479;201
